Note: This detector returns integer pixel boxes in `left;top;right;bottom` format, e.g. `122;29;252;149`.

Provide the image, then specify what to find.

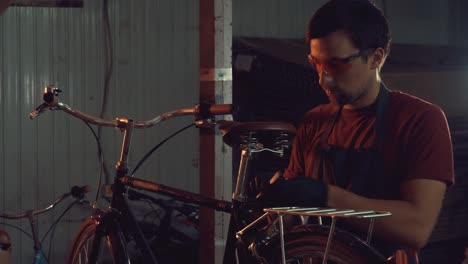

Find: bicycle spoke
81;237;87;263
287;255;315;264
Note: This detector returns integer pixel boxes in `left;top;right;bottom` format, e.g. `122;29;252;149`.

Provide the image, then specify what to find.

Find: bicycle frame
31;86;238;263
86;113;240;262
33;249;48;264
2;211;54;264
0;186;89;264
31;85;303;263
79;115;293;263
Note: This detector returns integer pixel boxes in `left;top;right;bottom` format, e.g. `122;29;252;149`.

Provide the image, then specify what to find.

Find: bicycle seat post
232;133;256;203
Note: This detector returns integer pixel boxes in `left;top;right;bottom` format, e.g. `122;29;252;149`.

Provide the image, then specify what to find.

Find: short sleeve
402;106;455;186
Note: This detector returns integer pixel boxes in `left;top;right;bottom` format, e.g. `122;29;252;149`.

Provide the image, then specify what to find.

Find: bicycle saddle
219;121;296;147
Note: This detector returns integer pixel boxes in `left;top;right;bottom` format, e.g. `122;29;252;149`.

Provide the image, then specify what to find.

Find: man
262;0;454;262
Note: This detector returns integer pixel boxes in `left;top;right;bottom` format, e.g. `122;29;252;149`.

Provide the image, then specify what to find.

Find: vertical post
199;0;233;264
323;217;337;264
278;214;286;264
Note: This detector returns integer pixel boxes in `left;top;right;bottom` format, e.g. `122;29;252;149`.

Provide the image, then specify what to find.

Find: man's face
309;31;374;106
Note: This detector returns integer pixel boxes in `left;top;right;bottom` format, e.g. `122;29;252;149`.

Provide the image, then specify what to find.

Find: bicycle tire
67;218;129;264
253;224;387;264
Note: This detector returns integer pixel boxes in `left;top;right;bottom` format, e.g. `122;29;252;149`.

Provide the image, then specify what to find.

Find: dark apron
312;84;389;198
312;84;417;264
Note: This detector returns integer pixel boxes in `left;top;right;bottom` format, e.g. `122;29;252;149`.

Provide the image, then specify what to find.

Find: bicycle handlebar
29;85;234;128
0;185;91;220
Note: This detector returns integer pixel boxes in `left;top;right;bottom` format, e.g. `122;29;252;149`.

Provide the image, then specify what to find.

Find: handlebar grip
209;104;234;115
71;185;91;199
29;103;49;120
197;102;235;119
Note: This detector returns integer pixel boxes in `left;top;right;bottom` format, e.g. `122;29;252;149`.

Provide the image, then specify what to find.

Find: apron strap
375;83;390;148
312;106;342;180
320;83;390;149
319;106;342;152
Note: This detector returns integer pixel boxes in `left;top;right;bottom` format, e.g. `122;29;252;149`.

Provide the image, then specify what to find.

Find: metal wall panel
0;0;199;262
233;0;328;39
384;1;450;45
233;0;459;46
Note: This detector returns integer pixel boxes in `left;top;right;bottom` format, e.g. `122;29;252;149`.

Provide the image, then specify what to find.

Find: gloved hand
257;173;328;208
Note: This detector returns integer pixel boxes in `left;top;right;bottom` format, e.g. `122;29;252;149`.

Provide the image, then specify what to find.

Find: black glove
257;175;328;208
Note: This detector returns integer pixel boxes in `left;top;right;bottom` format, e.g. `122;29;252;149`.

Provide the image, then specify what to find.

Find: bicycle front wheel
67;218;129;264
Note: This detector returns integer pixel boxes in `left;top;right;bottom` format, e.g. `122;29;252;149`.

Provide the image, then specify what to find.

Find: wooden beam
199;0;232;263
11;0;83;8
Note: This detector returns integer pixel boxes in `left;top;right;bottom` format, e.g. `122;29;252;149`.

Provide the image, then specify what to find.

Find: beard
323;86;354;106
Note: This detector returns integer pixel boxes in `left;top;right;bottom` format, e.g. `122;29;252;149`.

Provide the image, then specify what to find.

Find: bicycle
0;186;90;264
30;85;393;264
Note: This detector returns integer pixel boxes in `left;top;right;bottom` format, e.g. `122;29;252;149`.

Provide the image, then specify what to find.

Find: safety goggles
307;50;371;75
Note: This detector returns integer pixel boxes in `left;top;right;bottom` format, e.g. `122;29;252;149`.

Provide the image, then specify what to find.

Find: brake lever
29;85;62;120
194;118;216;129
29;102;50;120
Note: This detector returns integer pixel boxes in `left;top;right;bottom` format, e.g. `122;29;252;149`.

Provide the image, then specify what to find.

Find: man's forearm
327;180;446;249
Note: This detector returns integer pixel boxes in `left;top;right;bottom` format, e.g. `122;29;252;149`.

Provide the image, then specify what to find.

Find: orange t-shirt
285;90;455;199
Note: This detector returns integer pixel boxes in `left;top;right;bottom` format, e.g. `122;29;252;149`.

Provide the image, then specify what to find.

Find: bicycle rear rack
236;207;391;264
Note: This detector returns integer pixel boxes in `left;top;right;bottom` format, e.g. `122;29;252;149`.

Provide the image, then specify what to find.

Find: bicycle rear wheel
67;218;129;264
253;224;386;264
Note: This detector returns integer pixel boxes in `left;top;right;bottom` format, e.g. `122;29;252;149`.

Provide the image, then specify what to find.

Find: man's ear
369;47;386;70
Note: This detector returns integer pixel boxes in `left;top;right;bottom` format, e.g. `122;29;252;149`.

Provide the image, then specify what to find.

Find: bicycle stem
116;118;134;172
26;211;41;251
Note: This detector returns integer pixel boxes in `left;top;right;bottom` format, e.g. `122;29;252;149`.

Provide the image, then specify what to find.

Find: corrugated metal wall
233;0;460;46
233;0;327;39
0;0;199;262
